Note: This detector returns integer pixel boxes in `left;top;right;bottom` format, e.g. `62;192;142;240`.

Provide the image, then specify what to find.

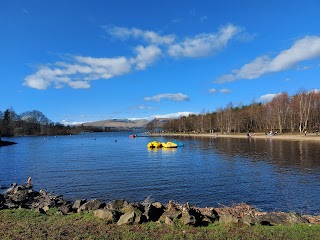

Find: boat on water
147;141;178;148
147;141;162;148
129;134;138;138
161;141;178;148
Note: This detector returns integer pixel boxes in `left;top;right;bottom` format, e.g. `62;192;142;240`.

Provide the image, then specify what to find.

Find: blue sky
1;0;320;124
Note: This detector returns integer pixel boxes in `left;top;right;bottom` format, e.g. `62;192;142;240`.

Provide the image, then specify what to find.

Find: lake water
1;132;320;214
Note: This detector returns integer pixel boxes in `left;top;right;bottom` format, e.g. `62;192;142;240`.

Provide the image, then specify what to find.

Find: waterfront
1;132;319;214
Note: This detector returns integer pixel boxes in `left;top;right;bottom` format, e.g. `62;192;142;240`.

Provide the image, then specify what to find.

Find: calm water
1;132;320;214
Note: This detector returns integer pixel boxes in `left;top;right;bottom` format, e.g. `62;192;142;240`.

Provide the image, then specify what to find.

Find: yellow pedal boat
147;141;162;148
161;141;178;148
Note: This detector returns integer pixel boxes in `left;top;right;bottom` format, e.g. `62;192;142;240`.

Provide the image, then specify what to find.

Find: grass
0;209;319;240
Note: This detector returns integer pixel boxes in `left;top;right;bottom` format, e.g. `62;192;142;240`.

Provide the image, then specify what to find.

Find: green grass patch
0;209;319;240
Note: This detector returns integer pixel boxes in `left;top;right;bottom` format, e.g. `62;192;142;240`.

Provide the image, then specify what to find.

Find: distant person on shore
304;130;307;136
26;176;32;188
316;129;318;136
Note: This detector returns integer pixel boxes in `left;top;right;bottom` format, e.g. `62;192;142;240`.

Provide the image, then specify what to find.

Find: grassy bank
0;209;319;240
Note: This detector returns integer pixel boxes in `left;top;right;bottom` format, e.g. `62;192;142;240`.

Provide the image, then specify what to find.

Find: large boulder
144;203;165;222
94;209;119;223
78;199;106;212
158;201;182;223
257;212;309;226
180;204;205;226
116;203;146;226
117;208;143;226
105;199;129;212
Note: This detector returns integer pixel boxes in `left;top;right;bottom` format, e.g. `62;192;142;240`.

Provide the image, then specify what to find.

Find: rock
144;203;165;222
242;215;258;225
159;209;182;223
105;199;129;211
116;204;145;225
180;206;203;226
219;214;240;224
94;209;118;223
258;212;309;226
5;183;17;194
166;200;177;211
78;199;105;212
58;204;72;214
181;210;197;225
72;199;87;210
164;216;175;226
117;210;135;226
5;185;33;203
152;202;164;209
42;205;50;212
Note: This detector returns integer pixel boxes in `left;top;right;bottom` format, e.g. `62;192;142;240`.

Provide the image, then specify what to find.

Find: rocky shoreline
1;181;319;226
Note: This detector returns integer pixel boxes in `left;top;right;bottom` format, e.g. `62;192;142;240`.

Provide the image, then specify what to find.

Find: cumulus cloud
215;36;320;83
23;56;132;90
168;24;241;58
208;88;217;93
259;93;281;102
144;93;189;102
131;45;162;70
103;26;175;45
24;24;250;90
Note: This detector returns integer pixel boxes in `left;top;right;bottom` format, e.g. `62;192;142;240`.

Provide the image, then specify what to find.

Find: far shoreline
150;132;320;143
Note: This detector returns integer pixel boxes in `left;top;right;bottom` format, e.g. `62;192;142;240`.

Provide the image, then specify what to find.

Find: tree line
151;90;320;134
0;108;105;137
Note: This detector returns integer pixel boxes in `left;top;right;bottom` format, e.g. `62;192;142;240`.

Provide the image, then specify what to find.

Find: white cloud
104;26;175;45
220;88;232;93
131;45;162;70
24;24;251;90
215;36;320;83
152;111;193;119
61;120;86;126
208;88;217;93
168;24;241;58
24;56;132;90
68;81;91;89
259;93;281;102
144;93;189;102
208;88;231;93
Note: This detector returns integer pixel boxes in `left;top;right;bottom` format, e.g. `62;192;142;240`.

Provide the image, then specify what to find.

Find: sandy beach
154;132;320;143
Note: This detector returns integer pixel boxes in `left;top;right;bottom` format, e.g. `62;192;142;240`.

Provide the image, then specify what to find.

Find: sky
1;0;320;124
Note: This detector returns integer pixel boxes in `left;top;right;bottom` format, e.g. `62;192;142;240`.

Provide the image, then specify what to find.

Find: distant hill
81;119;150;129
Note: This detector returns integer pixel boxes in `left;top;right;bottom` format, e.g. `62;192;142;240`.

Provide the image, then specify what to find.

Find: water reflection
174;136;320;174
